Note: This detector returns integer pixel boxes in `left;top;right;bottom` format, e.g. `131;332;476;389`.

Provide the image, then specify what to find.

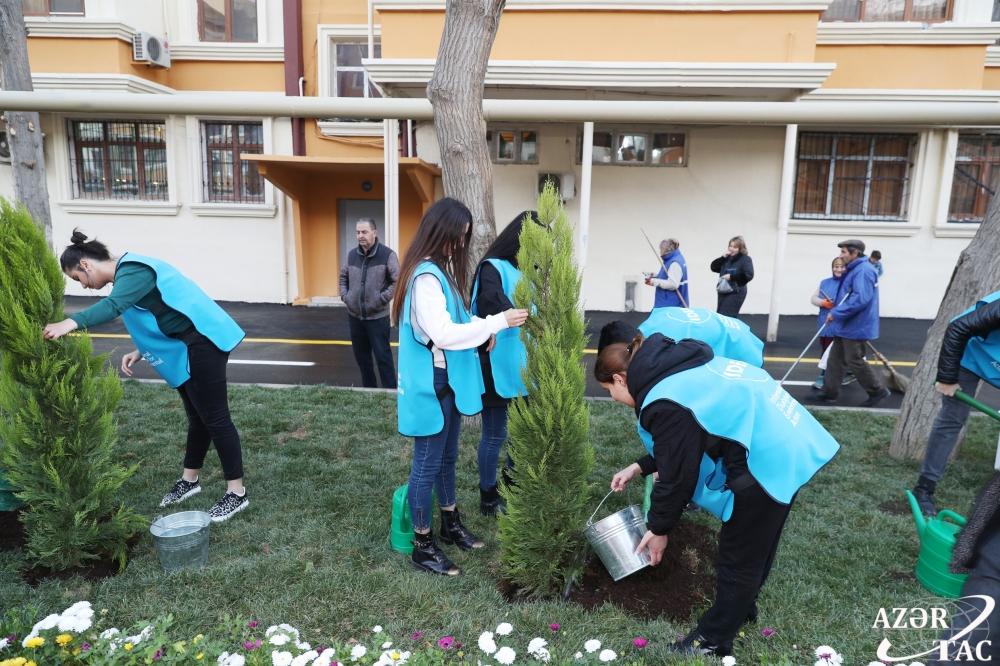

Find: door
339;199;385;270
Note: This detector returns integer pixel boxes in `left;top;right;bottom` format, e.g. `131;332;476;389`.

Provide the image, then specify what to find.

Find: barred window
198;0;257;42
948;134;1000;224
793;132;916;221
202;122;265;204
22;0;84;15
821;0;952;22
69;120;168;201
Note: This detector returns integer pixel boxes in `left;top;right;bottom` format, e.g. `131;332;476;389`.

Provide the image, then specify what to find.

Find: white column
578;121;594;309
766;123;798;343
368;0;375;60
383;118;400;251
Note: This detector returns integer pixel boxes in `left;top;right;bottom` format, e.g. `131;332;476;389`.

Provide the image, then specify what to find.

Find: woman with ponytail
393;198;528;576
43;230;249;522
595;333;839;658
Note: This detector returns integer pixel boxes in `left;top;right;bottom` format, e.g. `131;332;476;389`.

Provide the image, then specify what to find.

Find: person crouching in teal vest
392;198;529;576
470;210;538;517
42;230;248;523
595;332;839;658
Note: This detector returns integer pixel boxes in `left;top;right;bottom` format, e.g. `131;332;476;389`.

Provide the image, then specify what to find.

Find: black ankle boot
439;509;485;550
480;485;506;517
411;530;459;576
668;629;732;657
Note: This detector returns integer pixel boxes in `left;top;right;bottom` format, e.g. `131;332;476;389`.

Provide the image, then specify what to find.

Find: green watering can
906;490;968;598
390;484;415;555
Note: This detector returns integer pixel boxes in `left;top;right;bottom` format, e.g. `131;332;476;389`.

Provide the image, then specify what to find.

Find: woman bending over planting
595;333;839;658
393;198;528;576
43;230;248;523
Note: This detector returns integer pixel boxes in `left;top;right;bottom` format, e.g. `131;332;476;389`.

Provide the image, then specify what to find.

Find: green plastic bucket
0;470;23;511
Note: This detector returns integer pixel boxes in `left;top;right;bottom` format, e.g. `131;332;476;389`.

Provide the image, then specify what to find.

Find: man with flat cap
813;239;890;408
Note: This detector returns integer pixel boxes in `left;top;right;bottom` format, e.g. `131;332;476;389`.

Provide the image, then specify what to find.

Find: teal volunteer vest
638;307;764;367
471;258;528;399
117;253;245;389
637;356;840;521
954;290;1000;389
397;261;485;437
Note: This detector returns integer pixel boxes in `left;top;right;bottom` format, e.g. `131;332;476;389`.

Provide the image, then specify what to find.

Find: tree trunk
427;0;505;278
889;196;1000;460
0;0;52;245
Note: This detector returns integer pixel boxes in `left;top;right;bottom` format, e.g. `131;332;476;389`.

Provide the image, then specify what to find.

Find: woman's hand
935;382;960;397
503;308;529;328
636;530;669;566
485;335;497;353
42;318;78;341
721;274;731;281
610;463;641;492
120;350;142;377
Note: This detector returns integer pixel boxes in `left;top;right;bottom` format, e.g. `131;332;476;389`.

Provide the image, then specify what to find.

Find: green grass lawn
2;382;998;664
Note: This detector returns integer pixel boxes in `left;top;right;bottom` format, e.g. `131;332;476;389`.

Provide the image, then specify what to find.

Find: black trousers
348;315;397;389
696;482;793;647
716;286;747;318
824;337;884;399
177;332;244;481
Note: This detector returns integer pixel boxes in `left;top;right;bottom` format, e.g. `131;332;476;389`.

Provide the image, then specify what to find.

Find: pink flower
244;639;263;651
438;636;455;650
247;620;259;629
549;624;560;632
761;627;776;639
633;637;649;649
411;631;424;641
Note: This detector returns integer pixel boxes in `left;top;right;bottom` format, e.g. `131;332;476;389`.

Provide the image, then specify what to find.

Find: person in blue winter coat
811;239;890;408
645;238;689;308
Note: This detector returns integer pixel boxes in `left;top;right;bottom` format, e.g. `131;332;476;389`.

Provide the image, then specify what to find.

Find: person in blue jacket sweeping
595;332;839;658
392;198;528;576
470;210;537;516
42;230;248;522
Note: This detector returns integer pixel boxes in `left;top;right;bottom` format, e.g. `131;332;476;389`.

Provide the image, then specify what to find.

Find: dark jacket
829;256;880;340
710;253;754;288
339;241;400;321
474;261;514;406
951;472;1000;574
937;298;1000;385
627;333;750;536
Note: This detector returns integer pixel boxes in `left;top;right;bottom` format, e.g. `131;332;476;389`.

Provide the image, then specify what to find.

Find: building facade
3;0;1000;320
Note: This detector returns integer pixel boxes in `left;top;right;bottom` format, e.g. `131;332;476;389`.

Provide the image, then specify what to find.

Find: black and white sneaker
159;478;201;508
208;490;249;523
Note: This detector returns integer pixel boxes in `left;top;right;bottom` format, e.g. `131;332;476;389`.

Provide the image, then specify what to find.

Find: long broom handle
779;291;850;385
639;228;688;309
954;391;1000;423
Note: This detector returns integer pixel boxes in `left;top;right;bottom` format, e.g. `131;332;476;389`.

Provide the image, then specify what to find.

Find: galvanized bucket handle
587;486;635;527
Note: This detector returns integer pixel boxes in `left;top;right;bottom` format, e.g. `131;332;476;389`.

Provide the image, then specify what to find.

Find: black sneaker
159;478;201;508
668;629;732;657
913;486;938;517
208;490;249;523
860;387;891;408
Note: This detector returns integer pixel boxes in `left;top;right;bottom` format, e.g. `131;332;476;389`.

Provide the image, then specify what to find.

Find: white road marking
228;360;316;367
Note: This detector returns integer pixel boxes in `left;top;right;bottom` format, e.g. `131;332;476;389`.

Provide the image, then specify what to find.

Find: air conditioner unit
537;172;576;201
133;32;171;68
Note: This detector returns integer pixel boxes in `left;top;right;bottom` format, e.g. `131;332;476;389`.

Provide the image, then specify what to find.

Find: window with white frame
486;128;538;164
793;132;916;221
948;133;1000;224
202;121;265;204
198;0;258;42
68;120;169;201
22;0;84;15
821;0;952;22
332;42;381;98
578;128;686;167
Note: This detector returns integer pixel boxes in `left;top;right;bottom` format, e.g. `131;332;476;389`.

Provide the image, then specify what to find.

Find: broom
865;341;910;394
954;391;1000;423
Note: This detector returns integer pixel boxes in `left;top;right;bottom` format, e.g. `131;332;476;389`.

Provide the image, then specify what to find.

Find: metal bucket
584;491;650;581
150;511;211;572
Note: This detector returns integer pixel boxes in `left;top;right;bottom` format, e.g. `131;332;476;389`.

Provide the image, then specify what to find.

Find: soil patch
499;519;717;622
879;499;911;517
0;509;26;552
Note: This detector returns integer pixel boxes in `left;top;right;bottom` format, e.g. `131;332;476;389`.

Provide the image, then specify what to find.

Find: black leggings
177;331;244;481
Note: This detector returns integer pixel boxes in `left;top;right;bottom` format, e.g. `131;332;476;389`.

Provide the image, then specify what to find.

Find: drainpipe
283;0;304;155
766;123;798;342
578;121;594;310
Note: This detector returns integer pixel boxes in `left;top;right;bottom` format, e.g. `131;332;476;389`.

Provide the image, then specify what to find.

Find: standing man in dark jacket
813;238;890;407
339;218;400;388
912;290;1000;516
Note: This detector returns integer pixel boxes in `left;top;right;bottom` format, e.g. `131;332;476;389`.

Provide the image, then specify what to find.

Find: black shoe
860;387;891;408
912;486;938;517
668;629;732;658
208;490;249;523
159;477;201;508
439;509;485;550
411;530;460;576
480;486;506;517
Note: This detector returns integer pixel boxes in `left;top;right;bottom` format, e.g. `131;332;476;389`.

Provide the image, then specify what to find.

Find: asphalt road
64;296;1000;410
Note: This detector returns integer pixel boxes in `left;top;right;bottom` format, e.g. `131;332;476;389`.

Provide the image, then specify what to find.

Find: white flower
100;628;120;640
381;641;393;649
272;650;294;666
373;625;384;633
375;649;410;665
866;663;886;666
533;647;551;662
291;650;319;666
496;622;513;636
297;642;312;651
126;626;154;646
219;653;247;666
351;644;368;661
599;649;617;662
270;635;291;646
478;631;497;654
584;639;602;653
574;652;583;660
814;646;843;666
495;646;516;665
528;637;548;654
723;657;737;666
312;649;336;666
58;616;92;633
0;638;8;650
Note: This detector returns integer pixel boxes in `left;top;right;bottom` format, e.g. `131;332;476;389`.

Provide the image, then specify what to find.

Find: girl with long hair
393;198;528;576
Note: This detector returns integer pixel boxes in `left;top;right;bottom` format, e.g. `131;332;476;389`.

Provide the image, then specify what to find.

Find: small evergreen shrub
498;182;594;597
0;199;143;571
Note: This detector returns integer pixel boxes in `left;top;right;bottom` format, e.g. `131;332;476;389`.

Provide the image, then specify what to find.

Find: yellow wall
816;45;986;89
304;128;385;158
379;10;819;62
983;67;1000;89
